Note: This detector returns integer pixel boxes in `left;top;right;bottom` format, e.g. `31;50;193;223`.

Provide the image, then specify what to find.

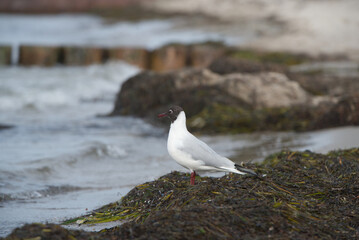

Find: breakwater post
0;45;12;65
13;43;226;71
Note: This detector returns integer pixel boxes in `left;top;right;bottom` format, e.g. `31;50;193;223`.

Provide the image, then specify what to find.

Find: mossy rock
187;103;315;134
230;49;312;66
188;104;256;133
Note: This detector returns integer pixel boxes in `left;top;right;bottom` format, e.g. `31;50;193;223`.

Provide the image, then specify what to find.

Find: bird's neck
170;111;187;133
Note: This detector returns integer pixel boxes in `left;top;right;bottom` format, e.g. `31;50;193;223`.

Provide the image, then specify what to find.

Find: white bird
158;106;258;185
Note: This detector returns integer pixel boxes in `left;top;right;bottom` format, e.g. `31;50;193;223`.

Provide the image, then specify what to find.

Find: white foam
0;61;139;113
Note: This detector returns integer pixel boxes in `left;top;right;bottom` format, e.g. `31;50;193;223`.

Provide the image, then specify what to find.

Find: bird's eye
168;109;173;114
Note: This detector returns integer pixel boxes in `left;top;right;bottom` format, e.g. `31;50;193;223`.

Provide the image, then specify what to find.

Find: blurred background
1;0;359;236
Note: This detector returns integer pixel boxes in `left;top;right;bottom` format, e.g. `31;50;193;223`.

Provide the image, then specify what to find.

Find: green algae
230;49;311;66
188;104;256;133
187;103;315;134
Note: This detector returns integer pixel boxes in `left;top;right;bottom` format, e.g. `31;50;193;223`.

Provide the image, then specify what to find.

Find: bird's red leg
190;171;196;185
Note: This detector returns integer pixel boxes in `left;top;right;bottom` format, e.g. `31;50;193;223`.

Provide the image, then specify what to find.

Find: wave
0;142;129;201
21;142;129;172
0;61;139;112
84;143;128;159
0;185;86;203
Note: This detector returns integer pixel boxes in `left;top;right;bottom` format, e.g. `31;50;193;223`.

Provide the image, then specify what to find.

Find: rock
171;68;222;90
111;57;359;133
19;46;61;66
0;45;11;65
314;94;359;129
221;72;310;108
189;44;225;68
310;95;338;107
208;57;286;74
64;47;104;65
150;45;188;72
113;69;310;116
288;72;359;96
112;68;316;133
107;47;149;68
111;69;243;120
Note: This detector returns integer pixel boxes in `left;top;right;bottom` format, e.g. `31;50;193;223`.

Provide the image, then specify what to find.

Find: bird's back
182;132;235;169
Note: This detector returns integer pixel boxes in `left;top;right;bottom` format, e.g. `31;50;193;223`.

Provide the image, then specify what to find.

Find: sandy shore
144;0;359;61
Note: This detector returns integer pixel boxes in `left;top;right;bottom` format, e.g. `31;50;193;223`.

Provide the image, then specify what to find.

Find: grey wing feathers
179;134;234;168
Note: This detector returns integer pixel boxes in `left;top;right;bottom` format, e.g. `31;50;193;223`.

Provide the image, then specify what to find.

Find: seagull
158;106;258;185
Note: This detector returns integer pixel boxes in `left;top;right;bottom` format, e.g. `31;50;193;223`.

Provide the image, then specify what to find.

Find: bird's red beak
158;112;167;118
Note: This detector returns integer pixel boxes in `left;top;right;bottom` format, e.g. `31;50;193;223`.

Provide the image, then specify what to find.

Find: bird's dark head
158;106;183;123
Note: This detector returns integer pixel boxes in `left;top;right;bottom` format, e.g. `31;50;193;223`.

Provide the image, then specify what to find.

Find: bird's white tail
219;167;247;175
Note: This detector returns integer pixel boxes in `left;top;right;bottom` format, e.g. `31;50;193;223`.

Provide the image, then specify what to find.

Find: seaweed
6;148;359;239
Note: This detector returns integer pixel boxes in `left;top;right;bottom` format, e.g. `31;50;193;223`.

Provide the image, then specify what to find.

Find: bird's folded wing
178;134;234;169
